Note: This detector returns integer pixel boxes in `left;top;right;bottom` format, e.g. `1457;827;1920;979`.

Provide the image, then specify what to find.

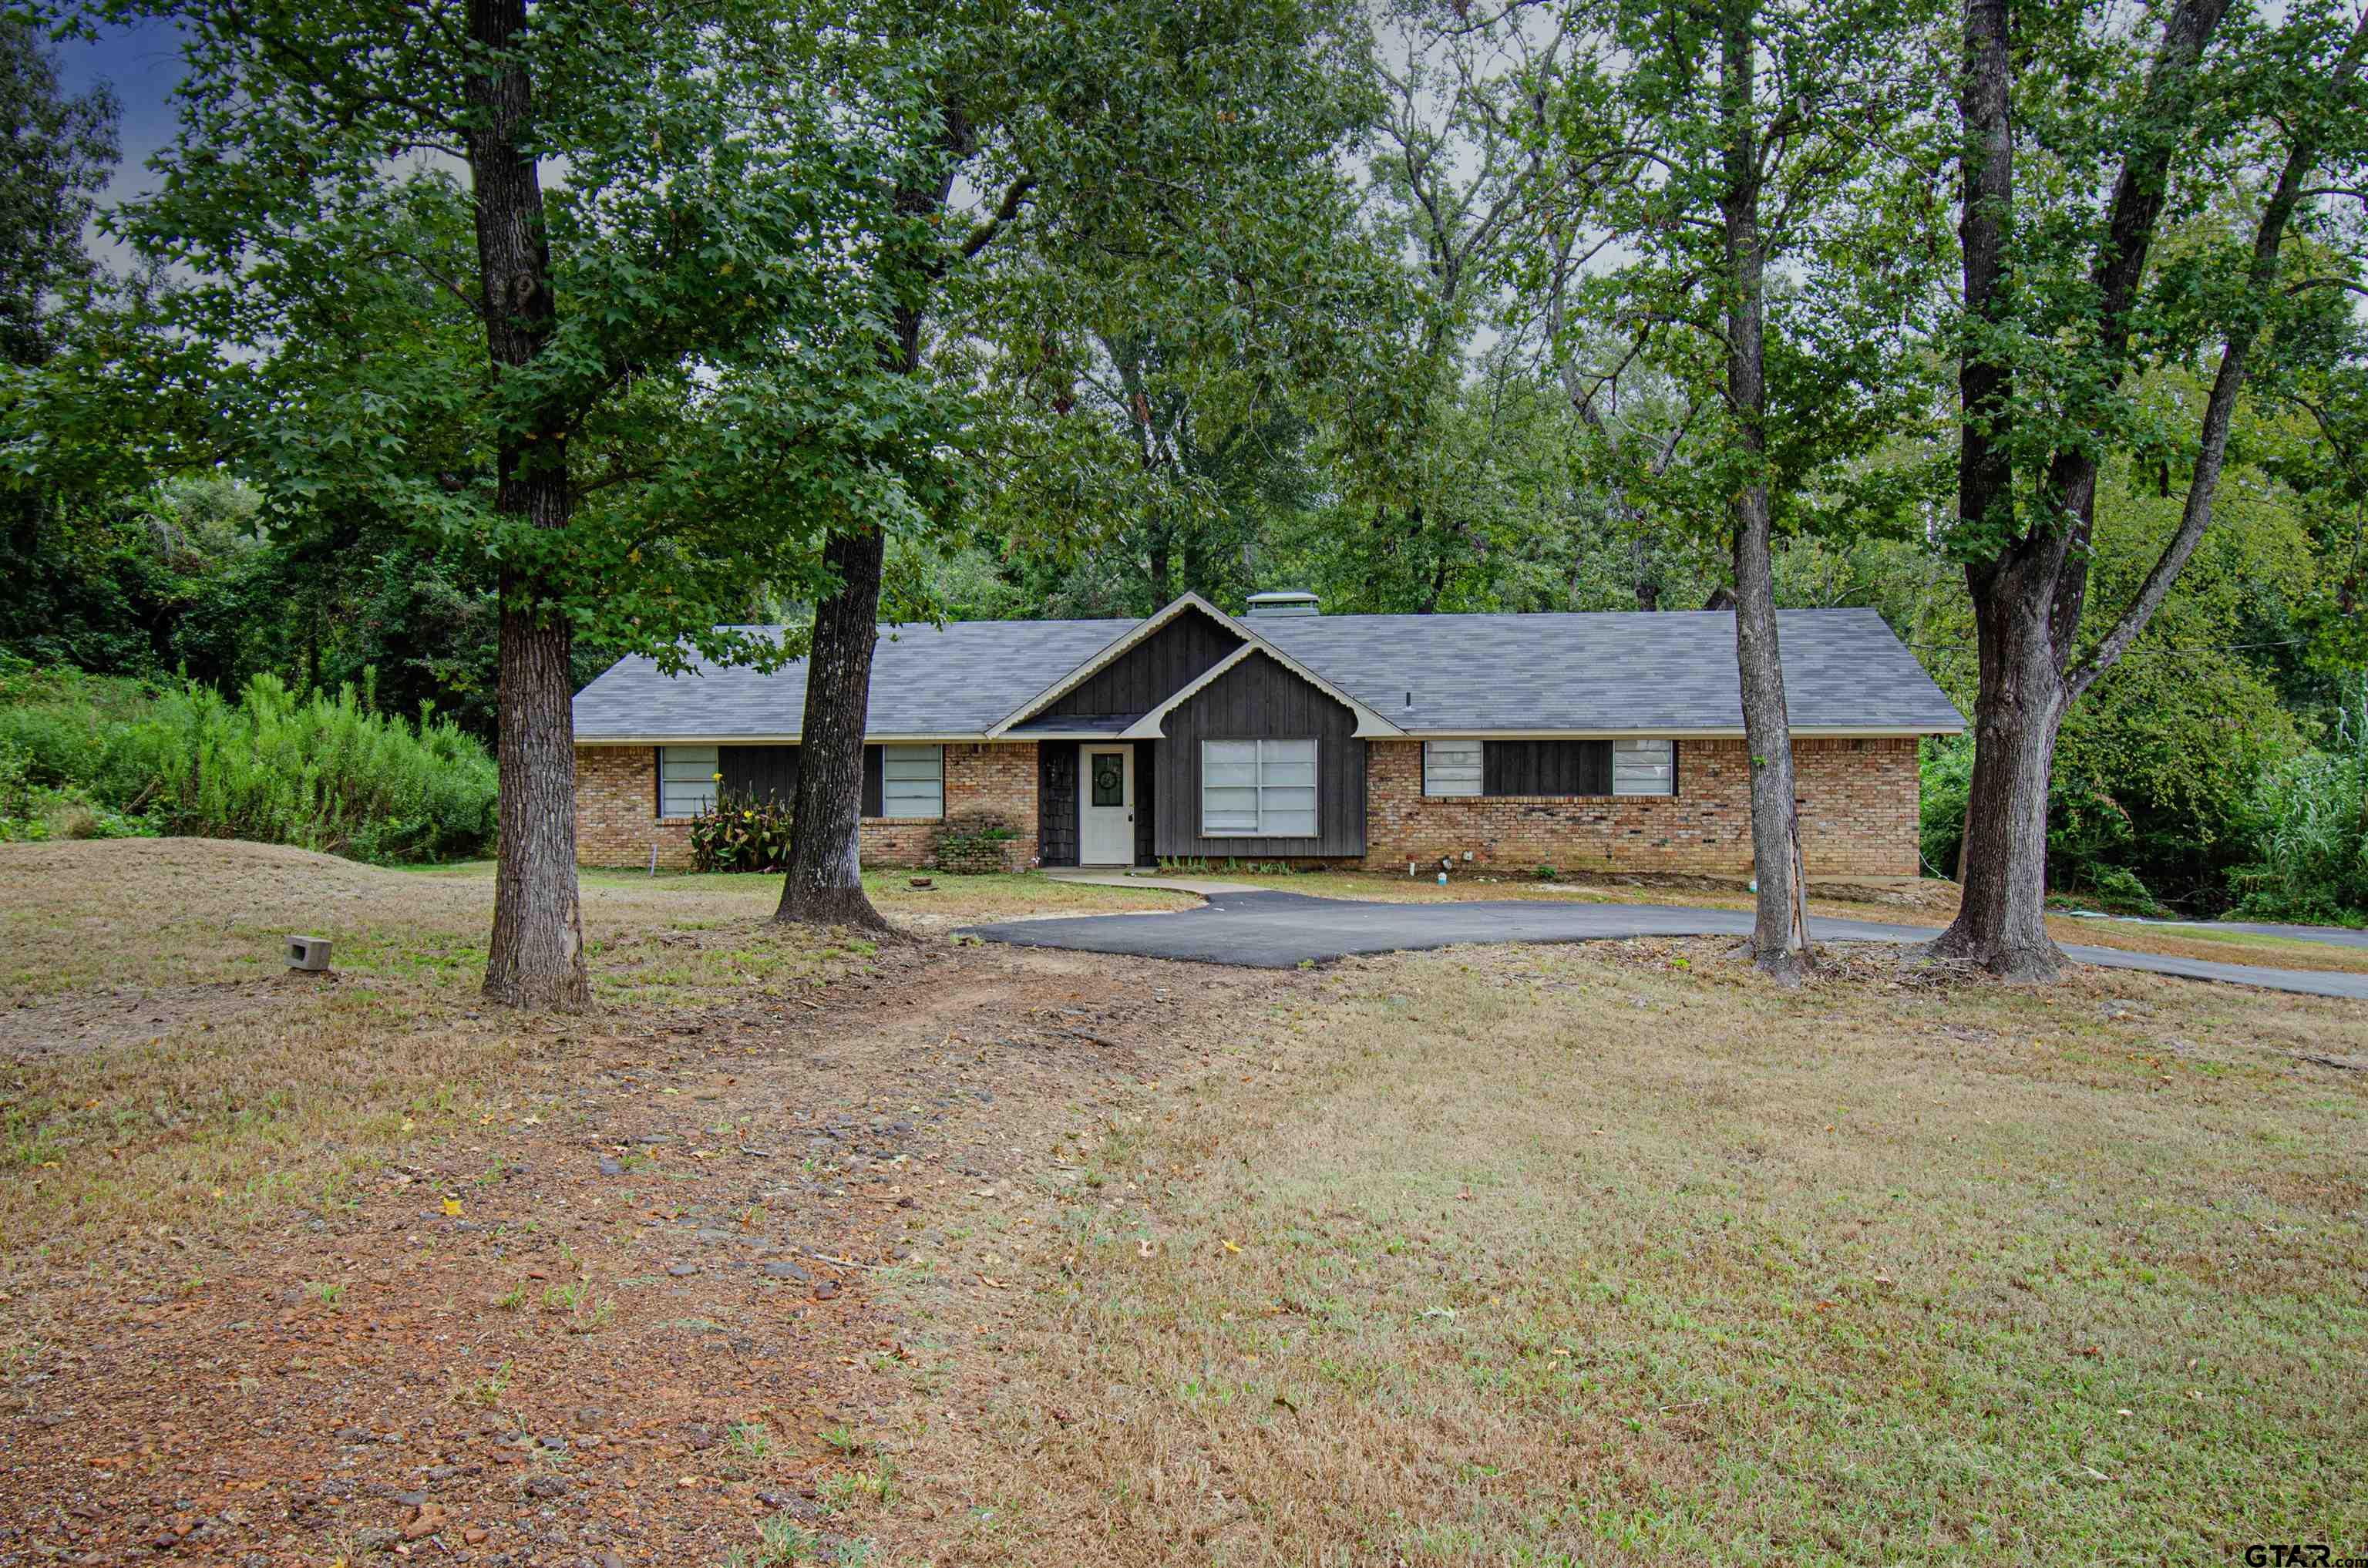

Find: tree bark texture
776;520;890;927
1934;553;2068;977
1936;0;2245;979
1719;3;1808;979
486;587;588;1005
777;136;962;930
466;0;589;1010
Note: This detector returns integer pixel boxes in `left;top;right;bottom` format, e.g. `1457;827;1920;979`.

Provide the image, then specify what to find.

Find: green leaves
42;0;964;662
688;786;796;875
0;19;117;370
1511;0;1957;560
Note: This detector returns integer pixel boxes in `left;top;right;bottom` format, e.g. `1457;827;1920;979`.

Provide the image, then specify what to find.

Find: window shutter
720;745;799;808
1258;739;1317;837
658;745;721;816
1578;741;1612;796
1201;740;1262;833
1482;739;1607;796
881;745;944;818
1199;739;1318;836
861;745;883;818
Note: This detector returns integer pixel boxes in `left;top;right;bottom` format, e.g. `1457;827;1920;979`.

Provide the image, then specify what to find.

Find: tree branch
2286;274;2368;300
959;173;1036;261
2066;5;2368;700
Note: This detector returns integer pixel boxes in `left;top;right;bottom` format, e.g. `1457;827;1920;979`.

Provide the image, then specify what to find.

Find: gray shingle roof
570;606;1962;739
1254;608;1963;734
571;618;1135;740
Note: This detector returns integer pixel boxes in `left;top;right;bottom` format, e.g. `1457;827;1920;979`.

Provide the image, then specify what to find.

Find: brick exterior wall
577;735;1916;877
575;745;690;870
571;742;1041;871
1361;735;1921;877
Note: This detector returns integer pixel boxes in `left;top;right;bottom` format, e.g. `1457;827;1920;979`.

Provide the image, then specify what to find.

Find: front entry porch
1034;738;1158;869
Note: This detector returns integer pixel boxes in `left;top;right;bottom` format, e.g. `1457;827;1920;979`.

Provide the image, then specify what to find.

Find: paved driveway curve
962;890;2368;1000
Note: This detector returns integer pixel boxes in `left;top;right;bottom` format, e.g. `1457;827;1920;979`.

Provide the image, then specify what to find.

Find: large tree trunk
1719;1;1807;980
775;525;890;928
485;584;590;1006
777;140;958;929
1732;500;1806;977
1935;0;2235;977
1927;0;2060;977
1931;550;2067;977
466;0;589;1010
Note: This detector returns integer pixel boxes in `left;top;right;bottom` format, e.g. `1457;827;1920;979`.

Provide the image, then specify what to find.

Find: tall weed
0;662;496;862
2231;684;2368;925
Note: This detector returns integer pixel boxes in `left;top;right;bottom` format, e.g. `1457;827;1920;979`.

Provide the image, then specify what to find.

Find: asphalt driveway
962;890;2368;1000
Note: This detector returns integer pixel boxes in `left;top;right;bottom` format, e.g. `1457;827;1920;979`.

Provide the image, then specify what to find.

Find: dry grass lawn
3;839;2363;1564
0;839;1222;1563
876;940;2368;1565
0;841;1182;1250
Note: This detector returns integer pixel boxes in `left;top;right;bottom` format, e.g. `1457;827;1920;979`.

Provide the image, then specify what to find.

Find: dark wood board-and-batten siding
1044;607;1240;718
1037;741;1079;866
720;745;801;806
1133;740;1159;866
1154;651;1366;859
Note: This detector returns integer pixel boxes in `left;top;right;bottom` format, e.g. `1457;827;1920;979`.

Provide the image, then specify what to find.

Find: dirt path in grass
0;942;1299;1565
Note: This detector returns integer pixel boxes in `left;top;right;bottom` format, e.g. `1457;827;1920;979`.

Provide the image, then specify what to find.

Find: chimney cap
1244;589;1320;617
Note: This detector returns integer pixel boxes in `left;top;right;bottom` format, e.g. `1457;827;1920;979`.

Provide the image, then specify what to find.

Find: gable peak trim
983;591;1241;737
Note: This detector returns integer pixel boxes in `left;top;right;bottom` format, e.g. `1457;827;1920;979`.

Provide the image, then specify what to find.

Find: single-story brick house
570;591;1963;876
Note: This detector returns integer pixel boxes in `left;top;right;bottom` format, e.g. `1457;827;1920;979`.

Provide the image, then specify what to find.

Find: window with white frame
1201;739;1318;837
880;744;944;819
1612;738;1674;796
1422;739;1483;796
658;745;719;817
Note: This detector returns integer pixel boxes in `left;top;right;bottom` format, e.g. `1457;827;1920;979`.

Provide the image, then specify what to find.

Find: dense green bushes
0;661;496;861
2228;695;2368;924
1920;689;2368;924
1918;738;2165;914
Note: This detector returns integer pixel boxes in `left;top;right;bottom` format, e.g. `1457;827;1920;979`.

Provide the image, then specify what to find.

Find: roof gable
1041;603;1241;719
987;593;1403;739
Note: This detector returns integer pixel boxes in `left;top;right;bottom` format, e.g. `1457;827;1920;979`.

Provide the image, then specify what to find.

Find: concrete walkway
964;890;2368;1000
1041;866;1266;896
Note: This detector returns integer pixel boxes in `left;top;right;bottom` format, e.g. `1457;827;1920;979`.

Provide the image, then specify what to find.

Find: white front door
1079;744;1135;866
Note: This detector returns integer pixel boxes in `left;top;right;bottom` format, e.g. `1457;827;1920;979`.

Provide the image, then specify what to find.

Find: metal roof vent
1244;589;1320;618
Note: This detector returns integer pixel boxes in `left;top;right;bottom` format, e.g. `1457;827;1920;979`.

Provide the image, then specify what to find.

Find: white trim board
1394;725;1959;740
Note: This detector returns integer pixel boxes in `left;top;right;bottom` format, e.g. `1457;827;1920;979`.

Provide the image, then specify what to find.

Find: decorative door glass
1092;752;1125;806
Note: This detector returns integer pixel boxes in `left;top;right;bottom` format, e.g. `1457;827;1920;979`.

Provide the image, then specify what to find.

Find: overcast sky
54;19;188;220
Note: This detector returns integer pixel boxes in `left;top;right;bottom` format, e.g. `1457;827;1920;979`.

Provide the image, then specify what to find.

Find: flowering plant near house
688;787;794;874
